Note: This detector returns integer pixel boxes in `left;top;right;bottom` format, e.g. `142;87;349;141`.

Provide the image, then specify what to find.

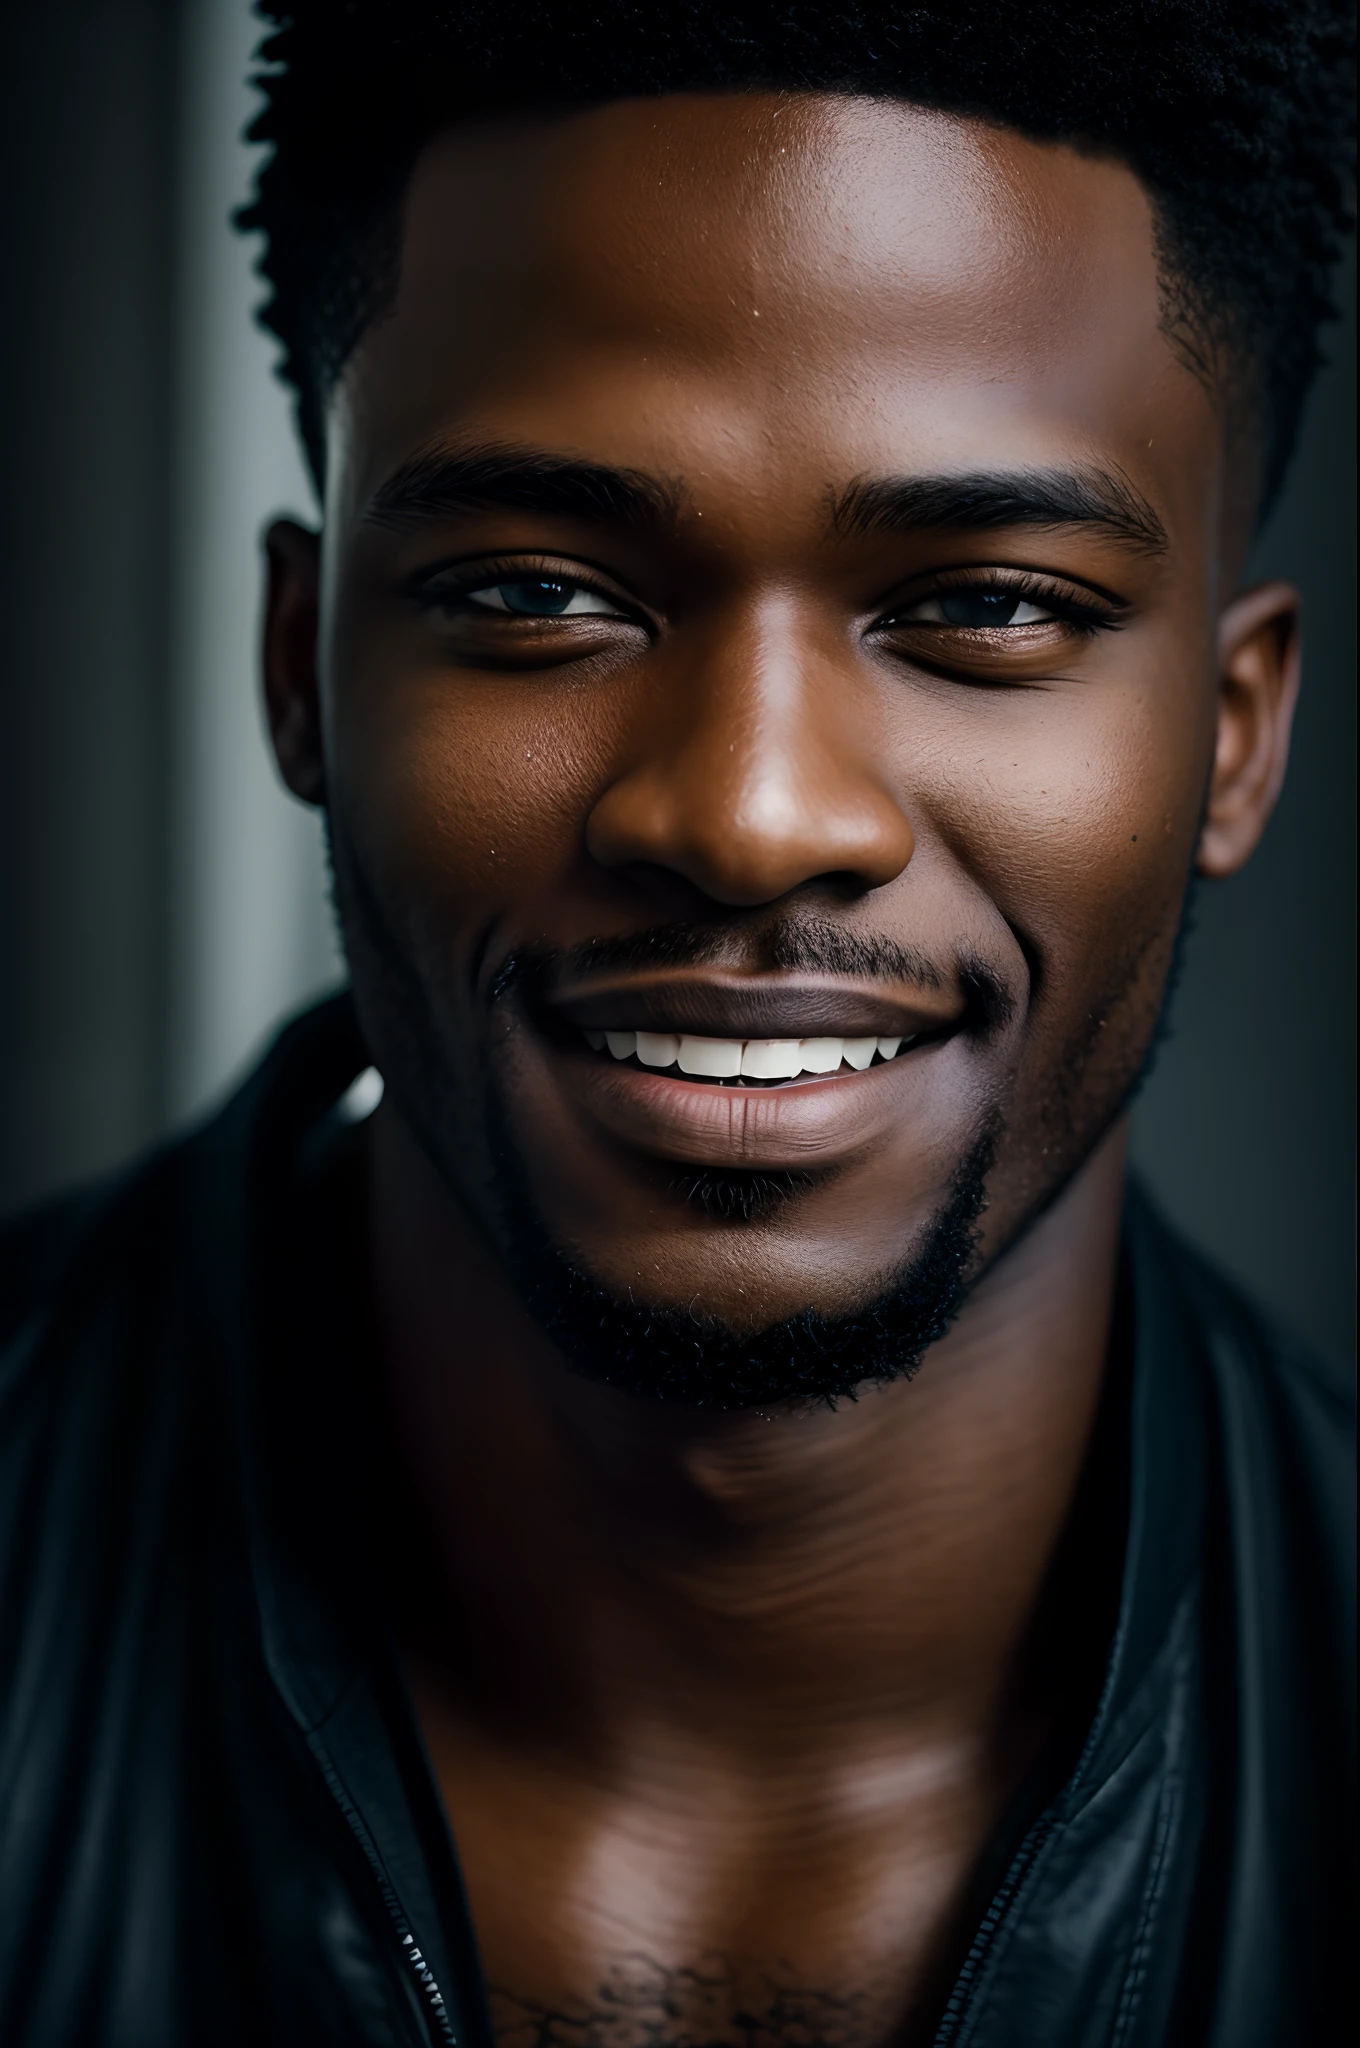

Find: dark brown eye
465;578;621;617
898;589;1052;628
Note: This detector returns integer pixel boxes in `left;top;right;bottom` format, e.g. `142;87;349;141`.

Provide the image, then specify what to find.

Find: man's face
269;96;1288;1385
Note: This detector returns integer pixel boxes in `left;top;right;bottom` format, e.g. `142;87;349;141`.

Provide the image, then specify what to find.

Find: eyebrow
830;466;1169;555
365;439;1169;559
363;441;683;533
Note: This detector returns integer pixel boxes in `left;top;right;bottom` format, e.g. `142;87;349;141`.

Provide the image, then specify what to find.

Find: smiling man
0;4;1354;2047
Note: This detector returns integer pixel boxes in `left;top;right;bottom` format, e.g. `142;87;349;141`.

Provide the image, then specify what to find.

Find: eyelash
414;557;635;618
413;558;1123;632
876;571;1121;635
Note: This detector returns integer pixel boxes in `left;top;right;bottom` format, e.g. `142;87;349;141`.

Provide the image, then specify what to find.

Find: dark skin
263;96;1299;2045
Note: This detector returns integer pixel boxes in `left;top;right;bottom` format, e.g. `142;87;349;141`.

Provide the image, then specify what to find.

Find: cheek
907;660;1215;990
327;655;616;927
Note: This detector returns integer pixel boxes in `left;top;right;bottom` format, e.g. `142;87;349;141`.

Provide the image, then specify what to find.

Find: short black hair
239;1;1354;514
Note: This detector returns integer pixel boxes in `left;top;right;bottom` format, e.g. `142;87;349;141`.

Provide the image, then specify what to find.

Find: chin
493;1122;1000;1409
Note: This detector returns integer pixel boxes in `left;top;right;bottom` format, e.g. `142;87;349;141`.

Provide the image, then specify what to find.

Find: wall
1130;258;1357;1362
166;0;336;1122
0;0;176;1203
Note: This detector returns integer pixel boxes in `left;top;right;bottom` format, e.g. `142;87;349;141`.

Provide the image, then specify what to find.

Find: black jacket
0;997;1352;2047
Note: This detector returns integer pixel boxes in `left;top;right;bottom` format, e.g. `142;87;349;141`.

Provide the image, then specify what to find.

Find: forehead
331;94;1219;534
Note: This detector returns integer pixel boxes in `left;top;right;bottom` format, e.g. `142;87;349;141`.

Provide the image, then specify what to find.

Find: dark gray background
1129;270;1356;1365
2;2;1354;1362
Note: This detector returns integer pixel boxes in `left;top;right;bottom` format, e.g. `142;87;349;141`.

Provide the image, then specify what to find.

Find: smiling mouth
577;1027;922;1085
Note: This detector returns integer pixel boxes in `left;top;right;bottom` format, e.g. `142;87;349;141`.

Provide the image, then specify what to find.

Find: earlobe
1196;580;1301;880
263;519;327;806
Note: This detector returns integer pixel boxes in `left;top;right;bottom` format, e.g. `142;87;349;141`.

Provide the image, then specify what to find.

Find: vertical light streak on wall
168;0;340;1122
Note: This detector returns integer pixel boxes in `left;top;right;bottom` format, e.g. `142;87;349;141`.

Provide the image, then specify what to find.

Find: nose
585;604;915;907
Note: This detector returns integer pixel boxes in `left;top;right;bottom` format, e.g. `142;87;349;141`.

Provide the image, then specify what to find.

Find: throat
377;1116;1126;1751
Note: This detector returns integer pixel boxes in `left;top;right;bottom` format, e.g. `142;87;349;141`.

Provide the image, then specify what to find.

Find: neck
372;1114;1127;1770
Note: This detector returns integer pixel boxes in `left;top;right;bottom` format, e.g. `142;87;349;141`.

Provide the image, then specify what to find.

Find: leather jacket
0;996;1352;2046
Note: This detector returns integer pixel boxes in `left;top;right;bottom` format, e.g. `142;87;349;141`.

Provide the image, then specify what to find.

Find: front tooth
584;1029;606;1051
605;1030;637;1060
842;1037;876;1070
677;1036;743;1077
635;1030;681;1068
876;1036;902;1060
740;1039;802;1079
798;1037;844;1075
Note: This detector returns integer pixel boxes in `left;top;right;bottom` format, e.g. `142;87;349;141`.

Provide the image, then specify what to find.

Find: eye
464;577;622;618
897;588;1054;629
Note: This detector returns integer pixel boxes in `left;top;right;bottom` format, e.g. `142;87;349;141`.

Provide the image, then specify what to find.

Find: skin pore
263;96;1299;2046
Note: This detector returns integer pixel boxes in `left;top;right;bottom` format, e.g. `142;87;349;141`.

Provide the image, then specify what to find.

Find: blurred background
1;0;1354;1362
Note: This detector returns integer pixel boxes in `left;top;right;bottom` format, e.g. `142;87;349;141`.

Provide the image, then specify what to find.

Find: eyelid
412;552;638;611
407;555;1124;636
873;566;1126;631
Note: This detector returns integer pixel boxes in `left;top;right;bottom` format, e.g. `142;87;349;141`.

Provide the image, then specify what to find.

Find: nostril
585;727;915;905
589;795;914;904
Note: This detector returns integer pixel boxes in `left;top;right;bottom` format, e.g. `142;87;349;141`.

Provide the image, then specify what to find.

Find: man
0;3;1353;2043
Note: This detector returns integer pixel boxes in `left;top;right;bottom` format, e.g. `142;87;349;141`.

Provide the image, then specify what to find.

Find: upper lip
542;971;961;1043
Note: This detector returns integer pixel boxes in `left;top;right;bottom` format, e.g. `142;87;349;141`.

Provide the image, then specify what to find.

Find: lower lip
534;1035;951;1169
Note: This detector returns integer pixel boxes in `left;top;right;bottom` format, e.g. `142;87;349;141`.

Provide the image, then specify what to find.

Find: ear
1196;580;1301;879
263;519;326;805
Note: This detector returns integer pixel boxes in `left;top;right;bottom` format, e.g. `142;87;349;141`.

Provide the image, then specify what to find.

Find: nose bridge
585;599;916;906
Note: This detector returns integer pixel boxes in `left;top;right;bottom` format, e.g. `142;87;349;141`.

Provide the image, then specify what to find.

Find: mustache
492;915;1014;1032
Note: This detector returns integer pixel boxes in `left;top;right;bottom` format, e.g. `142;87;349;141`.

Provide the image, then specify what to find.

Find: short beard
668;1165;815;1224
485;1094;999;1410
322;807;1182;1412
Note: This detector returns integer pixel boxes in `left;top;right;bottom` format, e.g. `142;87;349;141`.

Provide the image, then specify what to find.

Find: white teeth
678;1035;743;1077
740;1039;803;1079
587;1027;919;1076
635;1030;682;1068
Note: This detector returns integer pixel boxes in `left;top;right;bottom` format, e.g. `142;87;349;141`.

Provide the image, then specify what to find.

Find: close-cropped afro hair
239;0;1354;515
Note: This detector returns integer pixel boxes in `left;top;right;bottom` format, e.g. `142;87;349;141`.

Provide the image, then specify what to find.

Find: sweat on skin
262;95;1298;2044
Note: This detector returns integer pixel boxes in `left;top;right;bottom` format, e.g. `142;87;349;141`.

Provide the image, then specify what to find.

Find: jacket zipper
308;1737;459;2046
393;1920;457;2044
931;1813;1058;2046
